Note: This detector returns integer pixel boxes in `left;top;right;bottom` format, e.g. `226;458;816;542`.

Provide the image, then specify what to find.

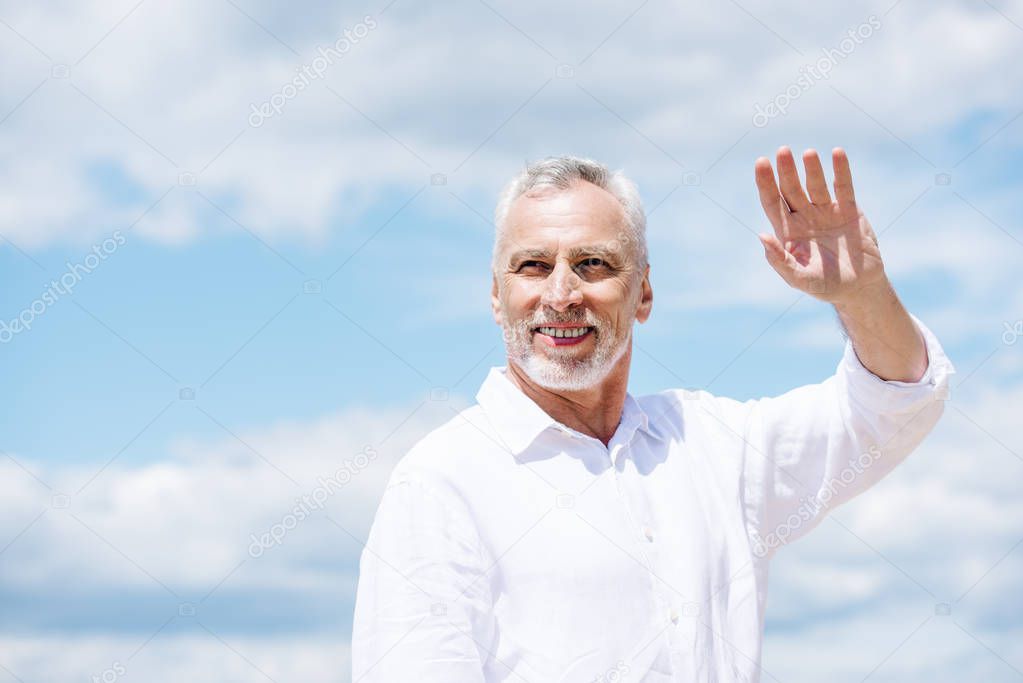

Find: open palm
754;146;888;304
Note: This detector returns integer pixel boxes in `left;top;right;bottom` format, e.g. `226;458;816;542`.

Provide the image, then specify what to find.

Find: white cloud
2;1;1022;680
765;611;1023;682
2;368;1021;680
0;0;1020;254
762;380;1023;678
0;397;467;593
0;633;350;683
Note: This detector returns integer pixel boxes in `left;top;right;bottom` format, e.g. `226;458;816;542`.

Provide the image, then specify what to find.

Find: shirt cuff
839;311;956;408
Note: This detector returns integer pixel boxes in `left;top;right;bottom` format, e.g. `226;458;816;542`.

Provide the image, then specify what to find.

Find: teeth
537;326;591;338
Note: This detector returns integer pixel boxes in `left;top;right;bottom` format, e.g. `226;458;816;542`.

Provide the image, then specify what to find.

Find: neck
504;341;633;447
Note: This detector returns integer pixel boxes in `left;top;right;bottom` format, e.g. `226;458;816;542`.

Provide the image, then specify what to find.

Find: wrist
833;276;894;314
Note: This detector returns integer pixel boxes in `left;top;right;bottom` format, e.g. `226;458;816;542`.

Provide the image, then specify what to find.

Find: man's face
491;180;653;391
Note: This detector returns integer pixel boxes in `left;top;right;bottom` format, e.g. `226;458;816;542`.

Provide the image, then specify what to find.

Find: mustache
523;311;601;328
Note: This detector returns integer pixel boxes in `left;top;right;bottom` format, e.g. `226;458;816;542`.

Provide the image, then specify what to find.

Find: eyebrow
507;245;620;265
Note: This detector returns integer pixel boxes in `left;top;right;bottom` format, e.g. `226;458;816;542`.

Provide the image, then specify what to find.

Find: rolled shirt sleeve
739;312;956;560
351;468;494;682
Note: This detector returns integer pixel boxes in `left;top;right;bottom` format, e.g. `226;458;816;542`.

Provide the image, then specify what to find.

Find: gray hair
491;155;648;273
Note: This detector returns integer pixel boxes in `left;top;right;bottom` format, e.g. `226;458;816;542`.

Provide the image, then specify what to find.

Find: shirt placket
607;439;687;671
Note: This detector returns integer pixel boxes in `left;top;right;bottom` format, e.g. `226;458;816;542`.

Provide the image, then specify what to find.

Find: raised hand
754;146;888;304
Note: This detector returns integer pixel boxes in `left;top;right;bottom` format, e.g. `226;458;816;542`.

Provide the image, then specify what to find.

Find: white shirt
351;313;956;682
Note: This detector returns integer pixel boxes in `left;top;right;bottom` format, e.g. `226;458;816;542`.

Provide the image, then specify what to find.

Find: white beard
501;307;632;391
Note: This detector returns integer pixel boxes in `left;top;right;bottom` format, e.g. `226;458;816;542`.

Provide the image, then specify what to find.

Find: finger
754;156;787;236
832;147;856;204
802;148;832;205
776;146;810;212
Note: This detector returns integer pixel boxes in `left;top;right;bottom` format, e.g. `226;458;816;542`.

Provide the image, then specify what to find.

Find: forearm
833;278;928;383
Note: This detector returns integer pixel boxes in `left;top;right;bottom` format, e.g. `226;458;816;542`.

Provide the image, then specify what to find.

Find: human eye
577;257;610;271
516;260;550;274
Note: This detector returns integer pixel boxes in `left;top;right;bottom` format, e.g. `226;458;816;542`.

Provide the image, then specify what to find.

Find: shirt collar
475;365;656;456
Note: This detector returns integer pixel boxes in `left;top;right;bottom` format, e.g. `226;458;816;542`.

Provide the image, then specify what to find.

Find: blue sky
2;0;1022;681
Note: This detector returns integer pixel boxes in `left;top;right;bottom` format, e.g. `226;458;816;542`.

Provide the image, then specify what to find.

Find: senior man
351;148;955;682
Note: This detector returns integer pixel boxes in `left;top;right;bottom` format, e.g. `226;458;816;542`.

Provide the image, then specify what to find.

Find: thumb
758;233;799;282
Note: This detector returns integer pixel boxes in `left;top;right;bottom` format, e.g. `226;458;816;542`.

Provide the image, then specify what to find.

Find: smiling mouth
532;326;594;346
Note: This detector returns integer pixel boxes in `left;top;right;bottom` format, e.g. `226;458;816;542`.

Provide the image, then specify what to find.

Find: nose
540;261;583;311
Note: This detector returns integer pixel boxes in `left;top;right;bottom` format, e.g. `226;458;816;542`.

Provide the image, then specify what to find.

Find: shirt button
642;525;654;542
669;608;679;625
